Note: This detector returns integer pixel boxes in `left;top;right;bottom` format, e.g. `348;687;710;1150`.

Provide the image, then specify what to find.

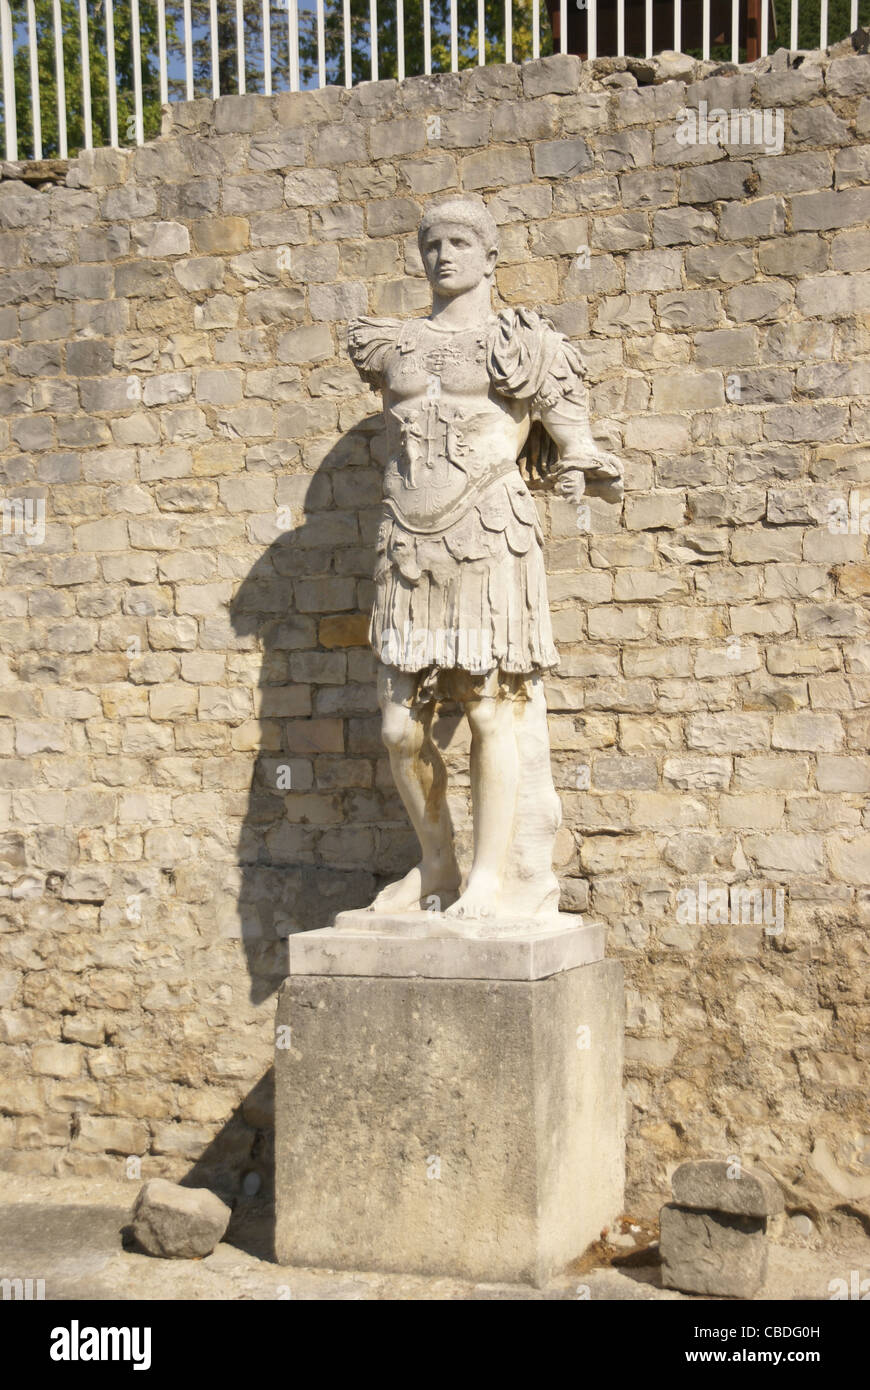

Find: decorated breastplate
381;320;520;533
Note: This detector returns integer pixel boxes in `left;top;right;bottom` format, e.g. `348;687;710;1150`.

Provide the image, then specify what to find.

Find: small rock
789;1212;814;1237
671;1159;784;1218
660;1204;768;1297
628;51;696;85
626;56;658;85
131;1179;231;1259
651;50;698;83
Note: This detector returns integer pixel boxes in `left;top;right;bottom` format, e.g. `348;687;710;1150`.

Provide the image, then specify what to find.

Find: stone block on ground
131;1179;231;1259
671;1159;784;1218
659;1203;768;1297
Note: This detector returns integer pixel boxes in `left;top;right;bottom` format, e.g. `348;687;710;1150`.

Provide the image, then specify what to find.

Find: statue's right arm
347;316;403;391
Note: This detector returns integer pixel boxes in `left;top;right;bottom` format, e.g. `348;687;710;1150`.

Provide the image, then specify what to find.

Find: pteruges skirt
370;470;559;678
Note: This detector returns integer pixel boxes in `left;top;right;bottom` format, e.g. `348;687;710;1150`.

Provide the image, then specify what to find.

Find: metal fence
0;0;866;162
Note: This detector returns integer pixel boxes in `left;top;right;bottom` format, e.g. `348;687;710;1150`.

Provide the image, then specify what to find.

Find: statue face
420;221;497;296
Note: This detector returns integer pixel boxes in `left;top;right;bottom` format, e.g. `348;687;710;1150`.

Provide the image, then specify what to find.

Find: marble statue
347;196;624;924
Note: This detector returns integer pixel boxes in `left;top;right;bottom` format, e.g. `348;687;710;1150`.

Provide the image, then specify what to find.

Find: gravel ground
0;1173;864;1301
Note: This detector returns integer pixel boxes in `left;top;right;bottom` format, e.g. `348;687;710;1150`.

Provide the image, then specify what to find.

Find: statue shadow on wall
181;415;427;1239
226;416;417;1008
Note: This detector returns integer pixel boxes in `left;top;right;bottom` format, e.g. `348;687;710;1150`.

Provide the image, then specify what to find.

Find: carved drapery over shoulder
348;307;586;413
346;316;403;389
485;307;587;416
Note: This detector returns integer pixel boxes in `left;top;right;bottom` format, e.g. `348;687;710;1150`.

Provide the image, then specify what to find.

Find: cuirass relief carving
382;329;528;531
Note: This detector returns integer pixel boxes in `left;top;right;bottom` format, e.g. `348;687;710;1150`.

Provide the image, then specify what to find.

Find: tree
296;0;552;86
9;0;169;158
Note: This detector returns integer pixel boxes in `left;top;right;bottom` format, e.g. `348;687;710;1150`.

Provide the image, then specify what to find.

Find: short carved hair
418;197;499;255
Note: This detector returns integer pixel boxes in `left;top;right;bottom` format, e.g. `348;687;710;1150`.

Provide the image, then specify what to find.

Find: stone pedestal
275;912;625;1286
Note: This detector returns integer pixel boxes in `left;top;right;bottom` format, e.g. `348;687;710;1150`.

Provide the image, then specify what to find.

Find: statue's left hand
556;452;624;504
583;450;625;503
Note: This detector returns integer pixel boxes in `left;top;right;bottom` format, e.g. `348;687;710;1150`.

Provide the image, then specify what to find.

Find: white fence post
157;0;169;104
130;0;144;144
317;0;326;86
78;0;93;149
184;0;194;99
423;0;431;74
761;0;769;56
105;0;118;145
263;0;273;94
0;0;16;160
52;0;67;156
289;0;300;92
27;0;42;158
211;0;221;97
236;0;246;93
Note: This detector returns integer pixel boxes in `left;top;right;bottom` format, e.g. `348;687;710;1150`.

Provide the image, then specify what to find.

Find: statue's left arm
487;308;624;503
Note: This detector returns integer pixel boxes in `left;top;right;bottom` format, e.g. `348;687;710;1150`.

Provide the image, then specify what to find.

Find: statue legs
444;693;518;919
368;664;520;919
367;664;460;912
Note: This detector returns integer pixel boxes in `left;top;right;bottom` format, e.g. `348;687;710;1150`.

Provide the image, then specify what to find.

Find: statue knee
381;706;414;755
467;698;507;739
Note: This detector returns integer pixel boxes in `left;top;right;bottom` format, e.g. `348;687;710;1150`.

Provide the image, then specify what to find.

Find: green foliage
774;0;869;52
10;0;168;157
695;0;869;63
295;0;553;86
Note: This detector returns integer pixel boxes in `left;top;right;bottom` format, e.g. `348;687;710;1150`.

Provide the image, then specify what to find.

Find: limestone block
653;207;716;245
521;54;581;98
462;147;534;187
132;221;190;257
276;956;624;1284
789;105;850;148
131;1179;231;1258
826;55;870;97
660;1204;768;1297
671;1160;784;1217
791;189;870;232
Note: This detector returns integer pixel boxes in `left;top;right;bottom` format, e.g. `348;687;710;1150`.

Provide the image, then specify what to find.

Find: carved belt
382;459;519;537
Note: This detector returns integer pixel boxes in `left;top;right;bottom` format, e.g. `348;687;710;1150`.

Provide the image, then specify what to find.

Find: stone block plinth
659;1159;783;1297
275;917;624;1286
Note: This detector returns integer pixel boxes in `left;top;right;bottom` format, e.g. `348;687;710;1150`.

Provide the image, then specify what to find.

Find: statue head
418;197;499;298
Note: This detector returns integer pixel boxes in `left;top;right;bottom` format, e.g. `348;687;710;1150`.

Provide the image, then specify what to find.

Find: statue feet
366;858;460;913
444;870;500;920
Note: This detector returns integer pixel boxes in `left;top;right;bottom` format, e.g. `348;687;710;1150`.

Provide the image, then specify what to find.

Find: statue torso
379;317;529;533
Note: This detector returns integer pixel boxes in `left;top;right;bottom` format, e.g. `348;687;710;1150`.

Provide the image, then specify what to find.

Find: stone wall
0;47;868;1224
